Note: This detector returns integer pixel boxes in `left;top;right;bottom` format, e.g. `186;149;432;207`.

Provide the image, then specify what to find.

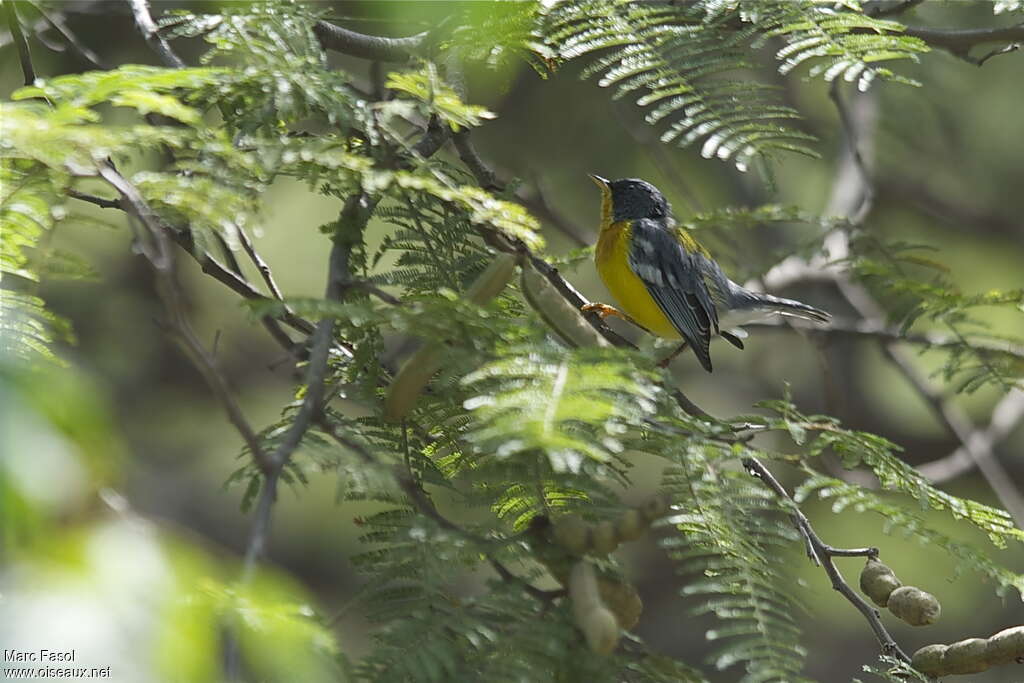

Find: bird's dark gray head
591;175;669;222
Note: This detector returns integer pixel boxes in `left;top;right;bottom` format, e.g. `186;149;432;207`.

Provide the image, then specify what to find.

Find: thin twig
919;389;1024;482
33;3;108;69
243;191;369;573
743;317;1024;361
824;82;1024;527
5;1;36;86
127;0;184;69
96;165;271;475
237;227;285;301
68;189;120;209
879;344;1024;526
742;457;908;663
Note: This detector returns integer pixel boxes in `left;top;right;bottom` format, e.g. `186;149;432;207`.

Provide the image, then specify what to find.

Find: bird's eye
649;205;664;218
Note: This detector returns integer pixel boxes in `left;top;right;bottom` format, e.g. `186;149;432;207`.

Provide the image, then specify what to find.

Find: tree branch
96;165;271;476
743;317;1024;361
877;339;1024;526
904;22;1024;63
126;0;184;69
742;457;908;662
822;82;1024;527
34;4;109;69
919;389;1024;483
5;0;37;86
313;20;426;62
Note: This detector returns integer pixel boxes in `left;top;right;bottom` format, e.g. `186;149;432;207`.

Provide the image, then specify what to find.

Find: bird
584;175;831;372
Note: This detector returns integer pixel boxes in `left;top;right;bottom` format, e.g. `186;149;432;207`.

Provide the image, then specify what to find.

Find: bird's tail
758;293;832;324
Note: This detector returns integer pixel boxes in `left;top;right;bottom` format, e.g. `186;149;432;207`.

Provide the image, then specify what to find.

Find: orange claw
581;302;626;320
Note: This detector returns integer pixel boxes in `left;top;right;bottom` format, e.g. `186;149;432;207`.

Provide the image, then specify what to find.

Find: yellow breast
595;221;680;339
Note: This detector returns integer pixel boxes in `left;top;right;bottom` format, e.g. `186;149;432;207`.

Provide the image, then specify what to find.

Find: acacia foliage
2;2;1023;682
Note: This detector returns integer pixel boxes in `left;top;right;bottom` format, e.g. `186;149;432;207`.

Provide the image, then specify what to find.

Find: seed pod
617;509;646;542
943;638;990;675
987;625;1024;667
911;644;948;677
552;514;591;556
638;495;671;523
384;253;517;421
520;263;609;348
591;520;619;555
887;585;941;626
597;577;643;630
859;559;901;607
569;561;620;654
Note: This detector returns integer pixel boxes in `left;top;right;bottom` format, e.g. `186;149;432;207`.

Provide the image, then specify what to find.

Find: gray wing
627;219;719;372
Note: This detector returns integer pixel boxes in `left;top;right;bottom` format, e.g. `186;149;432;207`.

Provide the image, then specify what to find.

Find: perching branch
742;458;909;663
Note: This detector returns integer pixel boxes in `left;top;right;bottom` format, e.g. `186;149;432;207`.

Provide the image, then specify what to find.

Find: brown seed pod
597;577;643;630
987;625;1024;667
942;638;990;675
858;559;902;607
887;585;941;626
569;561;620;655
910;644;948;677
617;509;646;542
591;520;619;555
552;514;591;556
384;253;517;421
638;494;671;523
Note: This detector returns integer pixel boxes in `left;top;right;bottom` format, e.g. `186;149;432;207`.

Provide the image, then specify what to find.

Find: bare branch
919;389;1024;483
742;457;908;663
313;20;426;62
904;22;1024;62
96;165;271;475
237;227;285;301
33;4;108;69
127;0;185;68
821;82;1024;527
744;317;1024;361
5;1;37;86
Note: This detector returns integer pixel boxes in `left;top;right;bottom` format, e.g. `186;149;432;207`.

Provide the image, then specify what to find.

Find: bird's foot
657;341;689;368
581;302;626;321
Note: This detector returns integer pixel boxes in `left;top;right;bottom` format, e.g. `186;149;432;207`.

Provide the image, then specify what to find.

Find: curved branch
904;22;1024;62
313;20;425;61
743;458;908;663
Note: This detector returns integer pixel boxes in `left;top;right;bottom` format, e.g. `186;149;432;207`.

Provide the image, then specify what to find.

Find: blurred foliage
2;1;1024;682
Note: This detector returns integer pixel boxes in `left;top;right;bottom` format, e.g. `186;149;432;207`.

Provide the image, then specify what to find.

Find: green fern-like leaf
754;2;928;89
543;0;817;171
461;344;658;472
660;444;811;682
